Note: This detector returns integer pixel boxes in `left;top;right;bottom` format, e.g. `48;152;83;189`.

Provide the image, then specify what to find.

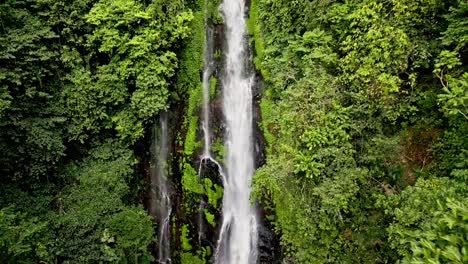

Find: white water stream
215;0;258;263
201;25;214;158
152;113;172;264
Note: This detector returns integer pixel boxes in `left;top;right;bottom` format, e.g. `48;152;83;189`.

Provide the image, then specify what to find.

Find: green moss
246;0;268;79
177;7;204;195
203;209;216;227
180;253;205;264
182;162;203;194
210;137;224;160
179;224;206;264
203;178;223;208
209;76;217;99
179;224;208;263
184;109;202;157
181;224;193;251
180;247;211;264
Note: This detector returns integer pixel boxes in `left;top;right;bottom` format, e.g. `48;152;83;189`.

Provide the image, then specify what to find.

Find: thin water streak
152;113;172;264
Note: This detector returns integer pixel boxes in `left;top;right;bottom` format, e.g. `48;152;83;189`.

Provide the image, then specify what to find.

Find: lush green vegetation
1;0;467;263
250;0;468;263
0;0;191;262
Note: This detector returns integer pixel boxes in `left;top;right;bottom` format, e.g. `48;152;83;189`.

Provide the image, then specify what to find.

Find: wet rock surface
199;157;224;248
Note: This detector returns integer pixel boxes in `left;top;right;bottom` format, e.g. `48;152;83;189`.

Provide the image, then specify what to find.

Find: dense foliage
2;0;467;263
0;0;191;262
250;0;468;262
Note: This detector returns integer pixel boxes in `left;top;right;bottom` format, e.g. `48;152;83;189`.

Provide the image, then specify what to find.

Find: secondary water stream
151;113;172;264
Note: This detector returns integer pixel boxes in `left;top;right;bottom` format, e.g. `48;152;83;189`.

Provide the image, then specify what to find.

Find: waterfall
198;1;215;245
215;0;258;263
151;113;172;264
201;21;214;158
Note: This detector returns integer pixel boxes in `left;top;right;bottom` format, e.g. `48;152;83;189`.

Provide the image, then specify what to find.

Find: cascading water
151;113;172;264
201;20;214;158
215;0;258;263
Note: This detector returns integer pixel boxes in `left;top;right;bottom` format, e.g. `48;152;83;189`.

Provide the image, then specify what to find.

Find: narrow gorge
147;0;273;263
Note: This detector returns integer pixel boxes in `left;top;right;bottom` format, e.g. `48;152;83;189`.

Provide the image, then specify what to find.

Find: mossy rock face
197;157;224;254
199;158;223;191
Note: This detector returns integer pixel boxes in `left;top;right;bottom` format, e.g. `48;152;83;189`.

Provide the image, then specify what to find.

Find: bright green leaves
85;0;149;28
251;0;468;262
247;0;267;78
180;224;192;251
289;29;338;70
203;209;216;227
63;65;127;142
435;50;463;74
85;0;192;53
181;163;203;195
313;167;366;214
377;136;468;261
85;0;191;53
179;225;206;264
61;0;194;142
341;3;411;95
441;1;468;52
435;1;468;121
251;2;368;258
437;72;468;120
395;197;468;264
1;0;193;184
294;108;353;180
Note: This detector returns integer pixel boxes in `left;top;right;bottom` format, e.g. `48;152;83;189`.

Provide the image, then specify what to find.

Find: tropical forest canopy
0;0;467;263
